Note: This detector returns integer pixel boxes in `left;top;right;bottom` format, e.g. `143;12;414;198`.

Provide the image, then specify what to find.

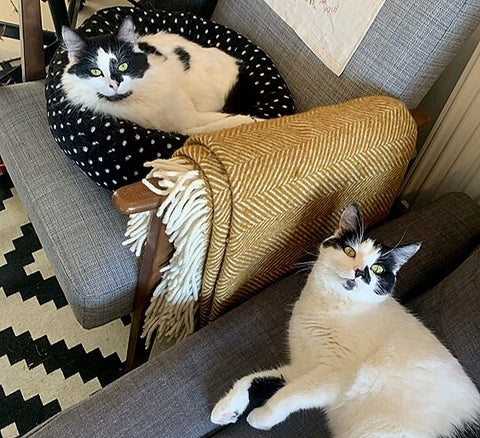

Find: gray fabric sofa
25;192;480;437
0;0;478;330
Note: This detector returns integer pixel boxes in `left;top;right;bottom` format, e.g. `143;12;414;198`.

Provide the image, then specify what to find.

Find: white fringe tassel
123;157;209;347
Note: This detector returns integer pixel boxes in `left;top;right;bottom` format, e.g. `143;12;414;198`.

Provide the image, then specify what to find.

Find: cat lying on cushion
61;16;261;136
212;204;480;437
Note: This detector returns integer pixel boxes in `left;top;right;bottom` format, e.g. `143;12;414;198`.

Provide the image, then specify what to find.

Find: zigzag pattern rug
0;174;130;437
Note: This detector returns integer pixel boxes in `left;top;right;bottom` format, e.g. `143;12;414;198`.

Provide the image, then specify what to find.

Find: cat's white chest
288;292;379;370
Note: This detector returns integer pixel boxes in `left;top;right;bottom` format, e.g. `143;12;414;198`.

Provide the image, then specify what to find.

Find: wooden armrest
410;108;430;129
113;178;165;214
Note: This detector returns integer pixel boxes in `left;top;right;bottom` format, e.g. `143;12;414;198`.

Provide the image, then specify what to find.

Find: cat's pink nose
109;80;119;91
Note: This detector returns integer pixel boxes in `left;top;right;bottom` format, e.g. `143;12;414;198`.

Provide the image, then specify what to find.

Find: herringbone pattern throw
173;95;417;325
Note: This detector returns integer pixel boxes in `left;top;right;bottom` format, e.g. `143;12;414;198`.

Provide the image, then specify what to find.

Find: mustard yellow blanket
125;96;417;346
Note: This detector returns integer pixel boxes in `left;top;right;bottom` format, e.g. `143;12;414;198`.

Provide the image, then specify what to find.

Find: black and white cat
211;204;480;437
61;16;261;135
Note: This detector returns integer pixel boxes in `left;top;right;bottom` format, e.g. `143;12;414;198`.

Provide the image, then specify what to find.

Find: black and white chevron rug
0;173;130;438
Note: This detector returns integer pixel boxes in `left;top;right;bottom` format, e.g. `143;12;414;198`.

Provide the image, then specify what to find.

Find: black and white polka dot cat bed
46;6;295;190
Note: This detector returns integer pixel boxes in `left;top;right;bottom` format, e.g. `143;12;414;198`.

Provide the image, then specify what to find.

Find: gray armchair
0;0;478;370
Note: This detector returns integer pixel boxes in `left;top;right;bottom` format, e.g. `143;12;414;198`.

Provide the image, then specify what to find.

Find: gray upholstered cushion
369;192;480;303
213;0;480;111
24;193;480;438
0;81;137;328
408;245;480;388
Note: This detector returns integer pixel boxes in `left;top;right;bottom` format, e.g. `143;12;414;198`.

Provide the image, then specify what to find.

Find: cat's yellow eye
118;62;128;72
343;246;356;258
90;68;103;77
371;264;384;275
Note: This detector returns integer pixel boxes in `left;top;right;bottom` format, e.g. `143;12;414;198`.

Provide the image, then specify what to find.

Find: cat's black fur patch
109;59;124;84
138;41;164;58
443;422;480;438
355;266;371;284
174;46;191;71
372;245;398;295
245;376;286;414
223;61;257;116
322;237;342;250
67;35;149;80
322;228;360;251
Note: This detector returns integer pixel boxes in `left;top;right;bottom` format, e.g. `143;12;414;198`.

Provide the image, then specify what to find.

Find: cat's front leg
185;113;264;136
211;366;292;425
247;369;341;430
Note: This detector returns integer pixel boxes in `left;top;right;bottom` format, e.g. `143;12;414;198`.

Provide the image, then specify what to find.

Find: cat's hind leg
211;366;292;425
247;369;342;430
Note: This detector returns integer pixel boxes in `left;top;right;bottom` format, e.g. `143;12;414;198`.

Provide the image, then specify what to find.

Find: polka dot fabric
46;6;295;190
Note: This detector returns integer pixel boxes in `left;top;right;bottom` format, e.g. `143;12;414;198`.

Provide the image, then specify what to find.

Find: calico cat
61;16;261;135
211;204;480;437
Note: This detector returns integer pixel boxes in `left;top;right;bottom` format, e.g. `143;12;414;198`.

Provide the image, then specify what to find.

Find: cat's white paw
246;406;277;430
210;386;250;425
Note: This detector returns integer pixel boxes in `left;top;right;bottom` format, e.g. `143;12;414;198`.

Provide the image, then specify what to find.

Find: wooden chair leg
125;214;173;372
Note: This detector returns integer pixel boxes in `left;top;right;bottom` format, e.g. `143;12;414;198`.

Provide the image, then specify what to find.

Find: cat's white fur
211;206;480;437
61;18;260;135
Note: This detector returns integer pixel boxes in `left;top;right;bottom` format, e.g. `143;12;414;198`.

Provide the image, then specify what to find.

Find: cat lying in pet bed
212;204;480;437
45;6;294;190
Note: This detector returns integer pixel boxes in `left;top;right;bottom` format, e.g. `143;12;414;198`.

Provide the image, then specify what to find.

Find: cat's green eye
118;62;128;72
371;264;385;275
90;68;103;77
343;246;356;258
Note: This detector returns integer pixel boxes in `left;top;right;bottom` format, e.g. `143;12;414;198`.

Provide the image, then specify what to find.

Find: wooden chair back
19;0;45;81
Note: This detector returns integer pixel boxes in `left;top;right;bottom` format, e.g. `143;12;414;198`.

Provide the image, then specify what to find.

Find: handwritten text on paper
308;0;340;14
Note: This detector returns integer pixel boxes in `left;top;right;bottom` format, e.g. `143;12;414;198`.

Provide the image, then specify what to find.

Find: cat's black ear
335;204;363;237
62;26;85;63
116;16;137;45
389;242;421;272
